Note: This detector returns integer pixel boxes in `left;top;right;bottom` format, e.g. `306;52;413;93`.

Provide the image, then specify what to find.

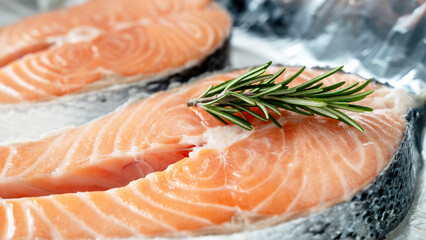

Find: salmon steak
0;66;422;239
0;0;231;104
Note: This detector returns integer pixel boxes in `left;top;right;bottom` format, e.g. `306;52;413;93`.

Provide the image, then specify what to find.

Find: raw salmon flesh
0;0;231;104
0;66;415;239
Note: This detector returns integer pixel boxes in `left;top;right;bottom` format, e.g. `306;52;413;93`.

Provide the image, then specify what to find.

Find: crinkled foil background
0;0;425;239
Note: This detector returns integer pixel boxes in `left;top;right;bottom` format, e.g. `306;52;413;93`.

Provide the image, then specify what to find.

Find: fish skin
159;79;424;240
0;0;231;104
0;0;215;68
118;108;424;240
219;108;423;240
0;38;229;143
0;67;420;239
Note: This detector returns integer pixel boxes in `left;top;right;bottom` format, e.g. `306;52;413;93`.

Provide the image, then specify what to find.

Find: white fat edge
141;125;253;181
0;16;229;104
0;34;227;126
4;202;15;239
0;36;228;151
0;84;146;145
1;25;103;56
0;91;142;145
370;83;418;116
46;26;104;45
46;19;154;45
0;126;77;146
48;18;154;45
180;125;253;159
0;85;151;145
0;38;40;57
0;65;196;145
113;18;154;31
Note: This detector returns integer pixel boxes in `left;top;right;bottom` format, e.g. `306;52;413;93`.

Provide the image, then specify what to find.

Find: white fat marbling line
53;124;92;175
0;147;16;178
357;116;392;174
4;202;15;239
78;193;140;236
48;197;100;238
2;66;46;94
282;129;309;213
128;91;174;152
353;122;382;175
334;130;364;175
130;183;214;225
47;26;103;45
26;201;61;239
23;202;34;239
181;125;253;158
108;189;177;232
253;131;299;212
112;100;150;155
312;123;351;200
89;109;122;163
307;123;340;205
0;81;22;99
20;60;51;84
19;134;67;177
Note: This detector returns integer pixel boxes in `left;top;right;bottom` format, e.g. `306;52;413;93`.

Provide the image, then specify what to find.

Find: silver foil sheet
0;0;425;239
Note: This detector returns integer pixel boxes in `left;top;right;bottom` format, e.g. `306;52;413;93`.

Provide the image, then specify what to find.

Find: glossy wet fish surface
0;66;422;239
0;0;231;104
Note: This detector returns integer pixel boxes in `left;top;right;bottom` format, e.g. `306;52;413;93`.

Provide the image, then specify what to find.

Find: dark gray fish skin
157;69;423;240
285;107;424;240
159;107;423;240
0;39;230;143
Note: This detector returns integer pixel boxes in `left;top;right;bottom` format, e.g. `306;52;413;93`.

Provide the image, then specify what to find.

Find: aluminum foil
0;0;425;239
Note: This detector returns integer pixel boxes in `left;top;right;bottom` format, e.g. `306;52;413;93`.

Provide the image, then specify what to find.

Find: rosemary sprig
186;62;374;132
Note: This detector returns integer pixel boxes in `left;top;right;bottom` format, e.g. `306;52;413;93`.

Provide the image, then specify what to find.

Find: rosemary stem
186;96;218;107
187;93;257;107
185;63;373;131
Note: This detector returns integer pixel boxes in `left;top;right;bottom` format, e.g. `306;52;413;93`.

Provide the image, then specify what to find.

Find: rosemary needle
186;62;374;132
